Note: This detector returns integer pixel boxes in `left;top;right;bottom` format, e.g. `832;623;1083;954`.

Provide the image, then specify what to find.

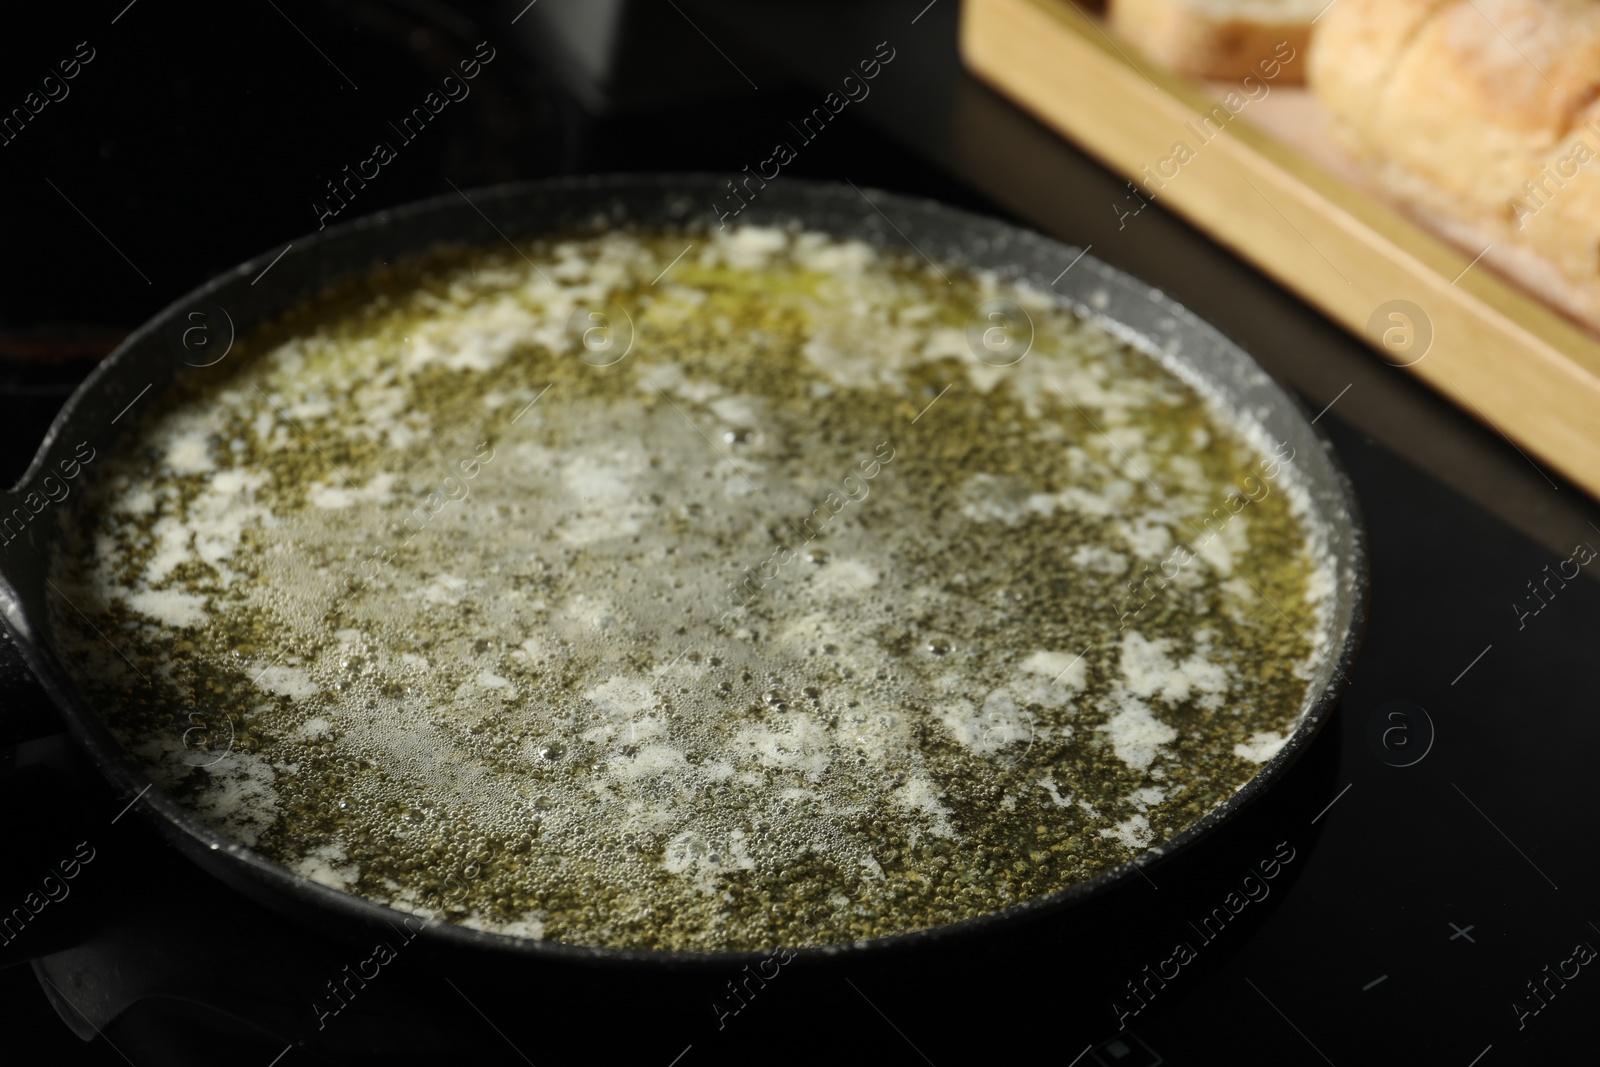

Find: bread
1108;0;1325;83
1311;0;1600;331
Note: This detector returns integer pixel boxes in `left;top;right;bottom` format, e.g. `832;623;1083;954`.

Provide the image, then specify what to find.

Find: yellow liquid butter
50;226;1332;951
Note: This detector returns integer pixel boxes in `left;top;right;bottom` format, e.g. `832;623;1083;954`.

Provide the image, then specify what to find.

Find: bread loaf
1311;0;1600;331
1108;0;1324;82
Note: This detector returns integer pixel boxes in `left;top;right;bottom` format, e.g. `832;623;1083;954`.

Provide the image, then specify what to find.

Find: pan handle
0;466;74;764
0;492;118;964
0;484;59;746
0;553;94;963
0;473;95;778
0;484;54;733
0;431;102;684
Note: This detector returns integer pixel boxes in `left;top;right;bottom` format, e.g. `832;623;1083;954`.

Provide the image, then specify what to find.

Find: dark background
3;1;1599;1064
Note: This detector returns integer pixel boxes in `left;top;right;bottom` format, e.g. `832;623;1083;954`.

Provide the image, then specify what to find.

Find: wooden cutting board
960;0;1600;499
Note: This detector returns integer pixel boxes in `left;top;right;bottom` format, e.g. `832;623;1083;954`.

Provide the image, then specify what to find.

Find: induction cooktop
2;2;1597;1064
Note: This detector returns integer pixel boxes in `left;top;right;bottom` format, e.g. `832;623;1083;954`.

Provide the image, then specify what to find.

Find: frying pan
0;174;1367;973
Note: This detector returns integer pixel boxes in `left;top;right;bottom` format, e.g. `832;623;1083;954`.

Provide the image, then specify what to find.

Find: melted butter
50;226;1332;951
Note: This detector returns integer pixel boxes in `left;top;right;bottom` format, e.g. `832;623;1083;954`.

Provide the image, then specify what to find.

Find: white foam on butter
1009;673;1074;712
1039;776;1071;807
142;745;281;848
308;472;396;509
255;665;319;701
1119;632;1231;710
1020;649;1089;691
165;427;216;474
1234;731;1290;763
124;588;208;628
806;557;879;598
890;775;955;838
1100;695;1177;771
708;394;765;428
1117;519;1173;560
1102;812;1153;849
297;717;333;739
477;916;545;939
586;674;656;717
145;517;194;585
734;715;834;778
719;225;789;269
1069;543;1128;576
118;486;157;516
791;232;876;274
606;743;689;781
1192;509;1249;576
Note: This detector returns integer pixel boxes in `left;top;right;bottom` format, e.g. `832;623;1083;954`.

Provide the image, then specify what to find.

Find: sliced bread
1108;0;1326;82
1311;0;1600;332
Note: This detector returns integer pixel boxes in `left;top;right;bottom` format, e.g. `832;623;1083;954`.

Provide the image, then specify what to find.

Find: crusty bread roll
1311;0;1600;331
1109;0;1325;83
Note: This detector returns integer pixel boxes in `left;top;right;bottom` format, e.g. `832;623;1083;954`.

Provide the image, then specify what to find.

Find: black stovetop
3;3;1598;1064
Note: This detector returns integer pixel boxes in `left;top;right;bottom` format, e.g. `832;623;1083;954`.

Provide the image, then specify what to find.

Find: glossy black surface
3;1;1598;1064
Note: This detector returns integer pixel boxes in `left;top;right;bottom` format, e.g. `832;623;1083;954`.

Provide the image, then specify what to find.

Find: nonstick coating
0;174;1367;969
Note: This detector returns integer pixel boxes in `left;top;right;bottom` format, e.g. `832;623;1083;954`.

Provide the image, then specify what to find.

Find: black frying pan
0;175;1367;977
